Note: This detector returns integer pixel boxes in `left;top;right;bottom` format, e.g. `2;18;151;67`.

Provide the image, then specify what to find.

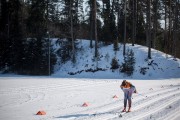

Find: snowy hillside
53;39;180;79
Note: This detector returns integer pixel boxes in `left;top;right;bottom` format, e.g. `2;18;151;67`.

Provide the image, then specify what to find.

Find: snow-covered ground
0;40;180;120
0;77;180;120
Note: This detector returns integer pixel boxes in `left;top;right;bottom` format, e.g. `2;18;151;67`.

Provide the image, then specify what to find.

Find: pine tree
135;0;146;45
25;0;57;75
101;0;116;44
0;0;9;71
111;57;119;70
0;0;25;73
120;49;135;76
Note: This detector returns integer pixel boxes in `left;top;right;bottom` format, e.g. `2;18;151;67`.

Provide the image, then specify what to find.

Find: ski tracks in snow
0;80;113;109
0;79;180;120
75;84;180;120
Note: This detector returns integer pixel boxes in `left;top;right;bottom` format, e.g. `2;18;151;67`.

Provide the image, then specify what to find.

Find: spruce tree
120;49;135;76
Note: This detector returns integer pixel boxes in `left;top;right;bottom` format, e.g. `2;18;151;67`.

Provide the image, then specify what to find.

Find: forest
0;0;179;75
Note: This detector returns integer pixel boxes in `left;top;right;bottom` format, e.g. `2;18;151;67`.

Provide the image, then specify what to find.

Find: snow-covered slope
53;39;180;79
0;77;179;120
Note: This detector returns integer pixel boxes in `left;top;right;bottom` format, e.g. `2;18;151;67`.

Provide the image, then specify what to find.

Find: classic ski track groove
126;94;180;120
64;85;177;118
162;106;180;120
70;86;180;120
85;91;180;120
0;80;179;120
116;93;180;120
149;99;180;120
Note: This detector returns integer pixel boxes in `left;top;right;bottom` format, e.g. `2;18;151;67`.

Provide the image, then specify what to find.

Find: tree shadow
55;110;118;119
55;114;90;119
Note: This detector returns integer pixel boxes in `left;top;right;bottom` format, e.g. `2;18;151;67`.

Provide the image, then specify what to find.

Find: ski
119;111;130;117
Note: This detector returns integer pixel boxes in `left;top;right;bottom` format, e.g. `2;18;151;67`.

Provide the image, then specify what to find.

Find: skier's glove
134;90;137;93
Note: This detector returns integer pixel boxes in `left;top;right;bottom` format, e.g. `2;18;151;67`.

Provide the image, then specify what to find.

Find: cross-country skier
120;80;137;112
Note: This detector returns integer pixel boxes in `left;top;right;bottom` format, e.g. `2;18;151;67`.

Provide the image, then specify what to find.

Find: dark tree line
0;0;57;75
0;0;179;75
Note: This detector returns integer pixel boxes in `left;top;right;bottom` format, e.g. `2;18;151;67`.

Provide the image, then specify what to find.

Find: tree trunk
94;0;98;58
147;0;151;59
132;0;136;46
123;0;127;56
70;0;75;62
135;0;137;45
173;0;178;58
164;1;168;58
90;1;93;48
152;0;157;49
169;0;172;54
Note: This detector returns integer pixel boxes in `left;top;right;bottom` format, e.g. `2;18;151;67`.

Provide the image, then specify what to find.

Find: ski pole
137;93;148;98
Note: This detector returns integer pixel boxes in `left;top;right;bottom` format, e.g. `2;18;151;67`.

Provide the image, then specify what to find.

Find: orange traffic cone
36;111;46;115
113;95;118;98
82;102;89;107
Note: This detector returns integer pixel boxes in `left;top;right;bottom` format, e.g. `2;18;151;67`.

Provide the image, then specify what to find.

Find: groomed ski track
0;78;179;120
77;85;180;120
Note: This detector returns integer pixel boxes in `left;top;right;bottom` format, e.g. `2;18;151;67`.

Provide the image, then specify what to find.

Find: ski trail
165;112;180;120
69;86;180;120
0;79;179;120
91;91;180;120
127;94;180;120
84;86;178;115
157;100;180;120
